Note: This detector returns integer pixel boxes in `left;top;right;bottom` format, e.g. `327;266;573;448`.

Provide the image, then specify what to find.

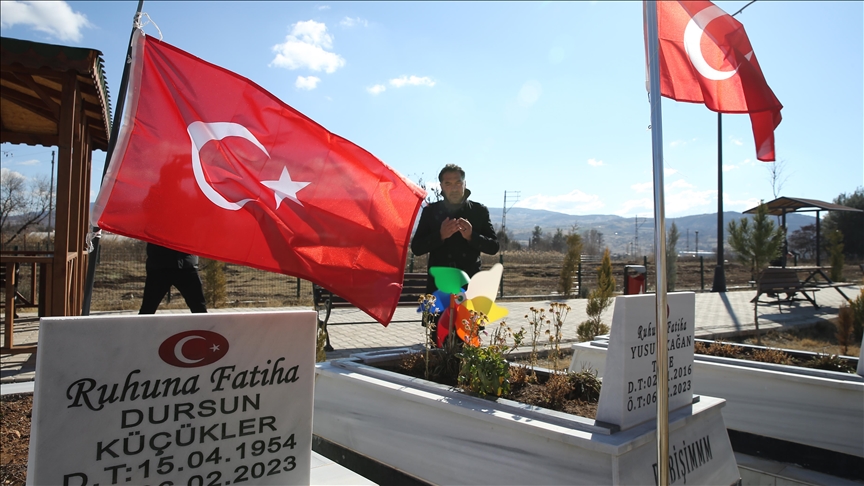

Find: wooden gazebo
744;196;864;267
1;36;112;353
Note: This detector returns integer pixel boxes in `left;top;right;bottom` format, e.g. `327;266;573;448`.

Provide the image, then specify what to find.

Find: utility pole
695;231;699;255
501;190;520;251
634;215;646;256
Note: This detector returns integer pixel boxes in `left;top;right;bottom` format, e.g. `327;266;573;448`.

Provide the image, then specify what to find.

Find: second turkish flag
651;0;782;161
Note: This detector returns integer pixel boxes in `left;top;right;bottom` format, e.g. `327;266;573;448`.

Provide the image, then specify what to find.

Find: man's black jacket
410;195;499;292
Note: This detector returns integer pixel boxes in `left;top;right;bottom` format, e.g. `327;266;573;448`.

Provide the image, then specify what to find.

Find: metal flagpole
82;0;145;315
712;112;727;292
713;3;755;293
645;2;670;484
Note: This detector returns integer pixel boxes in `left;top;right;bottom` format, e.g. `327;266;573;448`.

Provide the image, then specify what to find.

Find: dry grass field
6;238;862;312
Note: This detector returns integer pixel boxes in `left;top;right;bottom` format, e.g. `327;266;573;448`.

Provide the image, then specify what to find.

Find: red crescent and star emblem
159;330;229;368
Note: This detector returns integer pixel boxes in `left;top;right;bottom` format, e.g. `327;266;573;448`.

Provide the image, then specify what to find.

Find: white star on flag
262;166;311;208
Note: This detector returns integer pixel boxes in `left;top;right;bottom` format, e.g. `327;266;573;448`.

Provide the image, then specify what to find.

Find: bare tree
765;159;789;199
1;169;53;247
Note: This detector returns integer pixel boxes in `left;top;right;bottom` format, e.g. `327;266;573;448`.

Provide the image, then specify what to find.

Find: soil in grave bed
380;350;601;419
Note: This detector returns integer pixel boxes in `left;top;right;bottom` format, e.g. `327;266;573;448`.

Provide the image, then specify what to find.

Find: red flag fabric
650;0;782;161
93;31;426;324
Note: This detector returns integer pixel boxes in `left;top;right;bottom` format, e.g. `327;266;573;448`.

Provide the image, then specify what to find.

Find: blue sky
2;1;861;220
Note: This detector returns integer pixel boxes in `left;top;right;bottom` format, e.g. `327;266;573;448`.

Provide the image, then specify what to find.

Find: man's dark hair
438;164;465;182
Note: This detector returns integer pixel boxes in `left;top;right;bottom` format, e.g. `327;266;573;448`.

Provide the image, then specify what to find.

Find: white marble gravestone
596;292;696;430
27;311;316;486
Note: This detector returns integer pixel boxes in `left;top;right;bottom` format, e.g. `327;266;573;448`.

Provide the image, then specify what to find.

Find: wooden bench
313;273;428;351
751;267;820;309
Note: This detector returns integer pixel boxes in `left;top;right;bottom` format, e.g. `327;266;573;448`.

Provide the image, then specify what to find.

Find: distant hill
487;207;816;255
56;203;810;256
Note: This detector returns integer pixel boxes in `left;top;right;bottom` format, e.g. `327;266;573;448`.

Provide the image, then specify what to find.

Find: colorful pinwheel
417;263;509;347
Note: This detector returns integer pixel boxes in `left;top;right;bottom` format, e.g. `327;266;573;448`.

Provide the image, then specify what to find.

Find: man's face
440;171;465;205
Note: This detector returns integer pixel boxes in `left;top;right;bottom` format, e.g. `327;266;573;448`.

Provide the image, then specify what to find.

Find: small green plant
458;344;511;397
457;311;519;398
200;258;227;308
568;367;602;402
577;248;614;342
750;347;793;365
558;232;582;297
836;305;854;356
576;319;610;343
805;353;854;373
696;341;740;358
826;230;844;283
849;289;864;344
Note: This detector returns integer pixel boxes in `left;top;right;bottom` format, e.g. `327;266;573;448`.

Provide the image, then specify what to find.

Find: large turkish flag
650;0;783;161
93;31;426;325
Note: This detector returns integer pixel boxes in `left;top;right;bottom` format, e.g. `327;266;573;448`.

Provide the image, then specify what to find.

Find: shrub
577;319;609;343
805;353;854;373
558;233;582;296
578;248;614;342
541;373;573;409
568;368;601;402
827;230;844;282
751;348;793;365
848;289;864;344
200;258;227;308
836;305;854;355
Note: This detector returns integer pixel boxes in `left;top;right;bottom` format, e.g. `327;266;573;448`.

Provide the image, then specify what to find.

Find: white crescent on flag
187;121;310;211
683;5;752;81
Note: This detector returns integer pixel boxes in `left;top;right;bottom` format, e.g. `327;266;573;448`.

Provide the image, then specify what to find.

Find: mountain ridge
486;207;815;255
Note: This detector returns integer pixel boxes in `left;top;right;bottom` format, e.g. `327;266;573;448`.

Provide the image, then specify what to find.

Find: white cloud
664;168;678;176
669;138;697;148
295;75;320;90
618;180;713;216
667;179;694;190
340;16;368;27
724;195;761;212
729;136;743;146
0;1;91;42
664;188;716;215
615;198;653;216
587;158;604;167
318;5;331;10
515;190;604;215
270;20;346;73
517;80;542;107
631;182;652;193
722;164;738;172
389;75;435;88
367;84;386;95
17;158;41;166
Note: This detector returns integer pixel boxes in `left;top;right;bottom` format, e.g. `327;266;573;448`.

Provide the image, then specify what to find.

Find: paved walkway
2;286;859;384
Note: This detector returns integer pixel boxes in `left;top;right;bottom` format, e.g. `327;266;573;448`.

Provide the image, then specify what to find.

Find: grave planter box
569;338;864;459
313;349;739;486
